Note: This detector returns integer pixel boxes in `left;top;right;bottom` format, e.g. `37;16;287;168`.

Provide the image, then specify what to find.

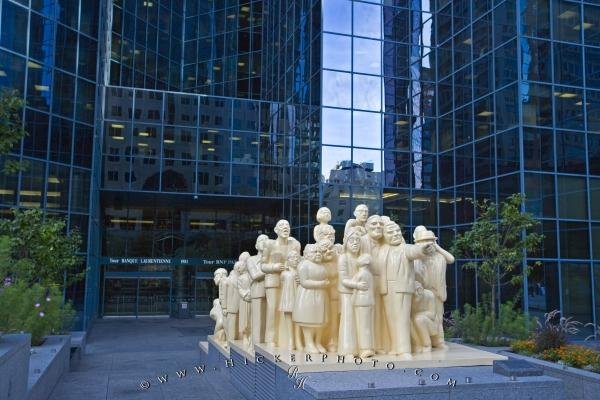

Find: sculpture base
254;342;508;373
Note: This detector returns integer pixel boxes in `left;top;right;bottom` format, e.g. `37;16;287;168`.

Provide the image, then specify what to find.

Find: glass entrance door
195;272;218;315
138;278;171;315
103;278;137;316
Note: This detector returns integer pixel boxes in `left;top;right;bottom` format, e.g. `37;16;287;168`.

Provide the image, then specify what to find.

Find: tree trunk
490;283;496;329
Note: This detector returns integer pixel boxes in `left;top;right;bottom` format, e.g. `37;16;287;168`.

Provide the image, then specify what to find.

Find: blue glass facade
0;0;599;330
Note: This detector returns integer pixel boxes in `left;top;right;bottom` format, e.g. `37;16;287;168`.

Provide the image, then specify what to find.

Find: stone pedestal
0;334;31;400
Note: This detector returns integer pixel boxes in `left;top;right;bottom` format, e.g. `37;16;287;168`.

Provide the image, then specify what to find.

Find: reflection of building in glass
1;0;600;332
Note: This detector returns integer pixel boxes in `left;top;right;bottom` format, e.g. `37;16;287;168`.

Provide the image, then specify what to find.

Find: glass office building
0;0;599;331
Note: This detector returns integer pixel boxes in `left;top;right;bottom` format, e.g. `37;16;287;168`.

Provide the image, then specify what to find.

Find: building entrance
100;262;225;317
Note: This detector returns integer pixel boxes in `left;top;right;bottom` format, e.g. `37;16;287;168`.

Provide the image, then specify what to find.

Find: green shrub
448;302;534;346
0;282;75;345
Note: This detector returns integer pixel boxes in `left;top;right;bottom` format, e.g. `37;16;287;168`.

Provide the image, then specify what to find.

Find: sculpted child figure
413;226;454;348
337;227;363;357
344;204;369;238
279;250;302;350
213;268;229;345
247;234;269;344
313;207;334;244
261;220;301;347
237;258;253;350
293;244;330;354
209;299;226;343
411;281;440;353
349;254;375;358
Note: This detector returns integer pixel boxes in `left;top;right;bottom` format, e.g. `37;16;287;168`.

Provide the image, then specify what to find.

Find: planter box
27;335;70;400
0;333;31;400
500;350;600;400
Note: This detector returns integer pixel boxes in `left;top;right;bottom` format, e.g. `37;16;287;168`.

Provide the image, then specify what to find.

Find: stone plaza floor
48;317;245;400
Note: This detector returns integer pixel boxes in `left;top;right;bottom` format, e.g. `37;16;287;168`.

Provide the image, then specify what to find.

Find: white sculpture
382;221;435;359
209;299;226;343
208;209;453;359
411;281;439;353
279;250;301;350
359;215;389;353
337;227;362;356
224;260;241;341
261;220;301;347
344;204;369;238
350;254;375;358
213;268;229;346
237;258;253;350
293;244;330;354
413;226;454;349
247;234;269;344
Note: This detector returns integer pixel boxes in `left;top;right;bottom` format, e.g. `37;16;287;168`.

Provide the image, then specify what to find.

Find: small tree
452;193;544;322
0;209;83;289
0;88;28;174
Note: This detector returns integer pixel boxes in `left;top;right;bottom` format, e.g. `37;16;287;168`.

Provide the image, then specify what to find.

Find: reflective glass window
52;71;75;118
554;43;582;86
557;175;587;219
474;55;493;99
45;163;69;211
55;25;78;73
593;225;600;259
554;86;583;130
453;29;471;70
161;160;195;193
0;50;25;93
231;131;258;164
455;144;473;185
353;111;381;148
438;152;453;188
496;129;519;174
527;262;559;321
323;33;351;71
74;124;93;168
322;70;351;108
411;190;436;226
353;1;381;39
322;146;351;183
454;105;473;146
524;173;555;217
260;166;284;197
436;5;451;43
27;62;53;112
383;6;409;43
553;0;581;43
522;83;552;126
556;131;586;174
353;38;381;74
197;162;230;194
522;38;551;83
0;2;28;55
384;151;410;187
586;47;600;89
456;184;475;224
590;134;600;176
495;40;517;88
71;168;91;212
29;13;54;63
24;109;49;160
560;263;592;326
76;79;95;124
413;154;436;190
474;95;494;138
475;137;495;180
495;84;518;131
523;128;555;171
453;0;470;34
591;178;600;220
473;14;492;59
588;90;600;133
165;126;198;160
352;148;381;176
322;108;351;146
584;4;600;47
353;74;381;111
494;0;517;46
323;0;352;34
231;164;257;196
50;117;72;164
521;0;550;38
498;173;520;203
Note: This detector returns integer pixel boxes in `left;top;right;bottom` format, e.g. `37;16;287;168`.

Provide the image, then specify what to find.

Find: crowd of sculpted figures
211;205;455;360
